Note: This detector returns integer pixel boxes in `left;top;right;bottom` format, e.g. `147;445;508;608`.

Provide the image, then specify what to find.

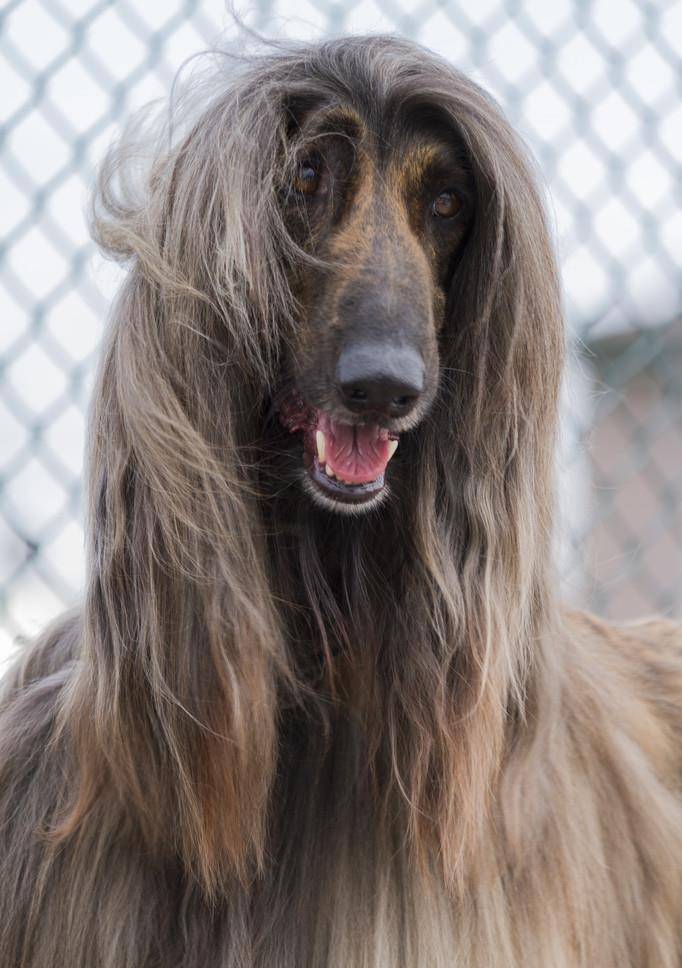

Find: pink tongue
318;414;391;484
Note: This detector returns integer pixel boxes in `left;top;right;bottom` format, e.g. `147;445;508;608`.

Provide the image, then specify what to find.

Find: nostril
336;342;425;415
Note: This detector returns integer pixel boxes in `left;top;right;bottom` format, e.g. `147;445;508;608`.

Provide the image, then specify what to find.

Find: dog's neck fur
250;501;680;968
261;485;548;892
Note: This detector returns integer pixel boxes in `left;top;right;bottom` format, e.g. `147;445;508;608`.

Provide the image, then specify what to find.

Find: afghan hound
0;34;680;968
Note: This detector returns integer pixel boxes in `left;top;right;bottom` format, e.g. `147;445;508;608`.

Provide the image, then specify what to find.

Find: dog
0;34;680;968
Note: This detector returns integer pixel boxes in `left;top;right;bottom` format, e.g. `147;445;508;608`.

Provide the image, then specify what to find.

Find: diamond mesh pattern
1;0;681;655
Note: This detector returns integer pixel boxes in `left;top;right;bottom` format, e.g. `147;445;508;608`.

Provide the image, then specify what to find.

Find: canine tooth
325;465;335;478
316;430;326;463
387;439;399;460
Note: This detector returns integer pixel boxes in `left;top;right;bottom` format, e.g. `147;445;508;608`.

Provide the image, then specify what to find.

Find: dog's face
276;105;475;513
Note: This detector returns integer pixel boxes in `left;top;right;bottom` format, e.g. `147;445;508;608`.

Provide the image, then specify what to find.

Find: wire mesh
1;0;681;656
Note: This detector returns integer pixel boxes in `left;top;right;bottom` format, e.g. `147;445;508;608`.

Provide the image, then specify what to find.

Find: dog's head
276;99;474;512
93;35;563;527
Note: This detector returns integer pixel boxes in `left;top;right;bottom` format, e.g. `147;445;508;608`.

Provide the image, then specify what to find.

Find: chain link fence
1;0;681;658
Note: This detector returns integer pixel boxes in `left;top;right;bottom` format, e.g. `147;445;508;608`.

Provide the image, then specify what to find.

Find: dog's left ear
436;89;564;508
440;104;564;450
381;89;566;888
53;75;299;896
428;88;565;684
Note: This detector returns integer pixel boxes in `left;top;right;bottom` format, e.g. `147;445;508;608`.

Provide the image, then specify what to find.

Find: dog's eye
293;158;322;196
432;190;462;219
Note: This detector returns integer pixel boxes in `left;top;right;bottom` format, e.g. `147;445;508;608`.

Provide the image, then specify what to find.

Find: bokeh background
1;0;681;664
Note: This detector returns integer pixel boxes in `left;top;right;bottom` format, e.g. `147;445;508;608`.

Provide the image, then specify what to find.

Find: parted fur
0;35;680;968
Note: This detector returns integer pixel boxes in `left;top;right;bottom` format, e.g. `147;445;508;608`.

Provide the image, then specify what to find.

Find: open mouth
278;391;399;507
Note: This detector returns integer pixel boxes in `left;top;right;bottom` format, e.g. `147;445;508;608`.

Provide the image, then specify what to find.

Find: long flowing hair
2;33;680;968
13;33;682;968
51;35;564;899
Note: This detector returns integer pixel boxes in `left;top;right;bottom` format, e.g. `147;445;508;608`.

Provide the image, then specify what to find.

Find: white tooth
325;465;335;479
387;439;399;460
316;430;326;463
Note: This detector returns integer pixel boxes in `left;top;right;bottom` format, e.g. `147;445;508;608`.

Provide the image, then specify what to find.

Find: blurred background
1;0;681;664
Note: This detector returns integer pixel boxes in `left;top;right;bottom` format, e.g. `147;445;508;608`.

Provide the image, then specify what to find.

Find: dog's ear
440;100;564;455
54;78;298;896
435;93;564;645
378;89;566;889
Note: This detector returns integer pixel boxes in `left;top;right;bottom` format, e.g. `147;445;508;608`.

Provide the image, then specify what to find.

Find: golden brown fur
0;35;680;967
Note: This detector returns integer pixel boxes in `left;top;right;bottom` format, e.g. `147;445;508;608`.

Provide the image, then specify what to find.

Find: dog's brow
304;106;364;140
409;142;449;169
400;140;467;183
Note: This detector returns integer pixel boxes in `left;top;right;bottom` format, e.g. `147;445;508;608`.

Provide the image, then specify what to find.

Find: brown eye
432;190;462;219
293;158;321;196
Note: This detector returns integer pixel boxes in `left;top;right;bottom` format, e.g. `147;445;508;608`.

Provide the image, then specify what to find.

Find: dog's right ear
52;71;300;897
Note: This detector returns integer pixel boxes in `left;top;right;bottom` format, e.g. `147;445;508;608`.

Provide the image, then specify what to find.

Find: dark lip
304;451;385;505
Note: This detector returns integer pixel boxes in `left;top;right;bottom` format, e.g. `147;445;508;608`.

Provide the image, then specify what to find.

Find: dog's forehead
295;101;465;174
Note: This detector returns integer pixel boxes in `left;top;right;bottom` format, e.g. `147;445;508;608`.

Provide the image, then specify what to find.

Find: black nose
336;343;425;417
